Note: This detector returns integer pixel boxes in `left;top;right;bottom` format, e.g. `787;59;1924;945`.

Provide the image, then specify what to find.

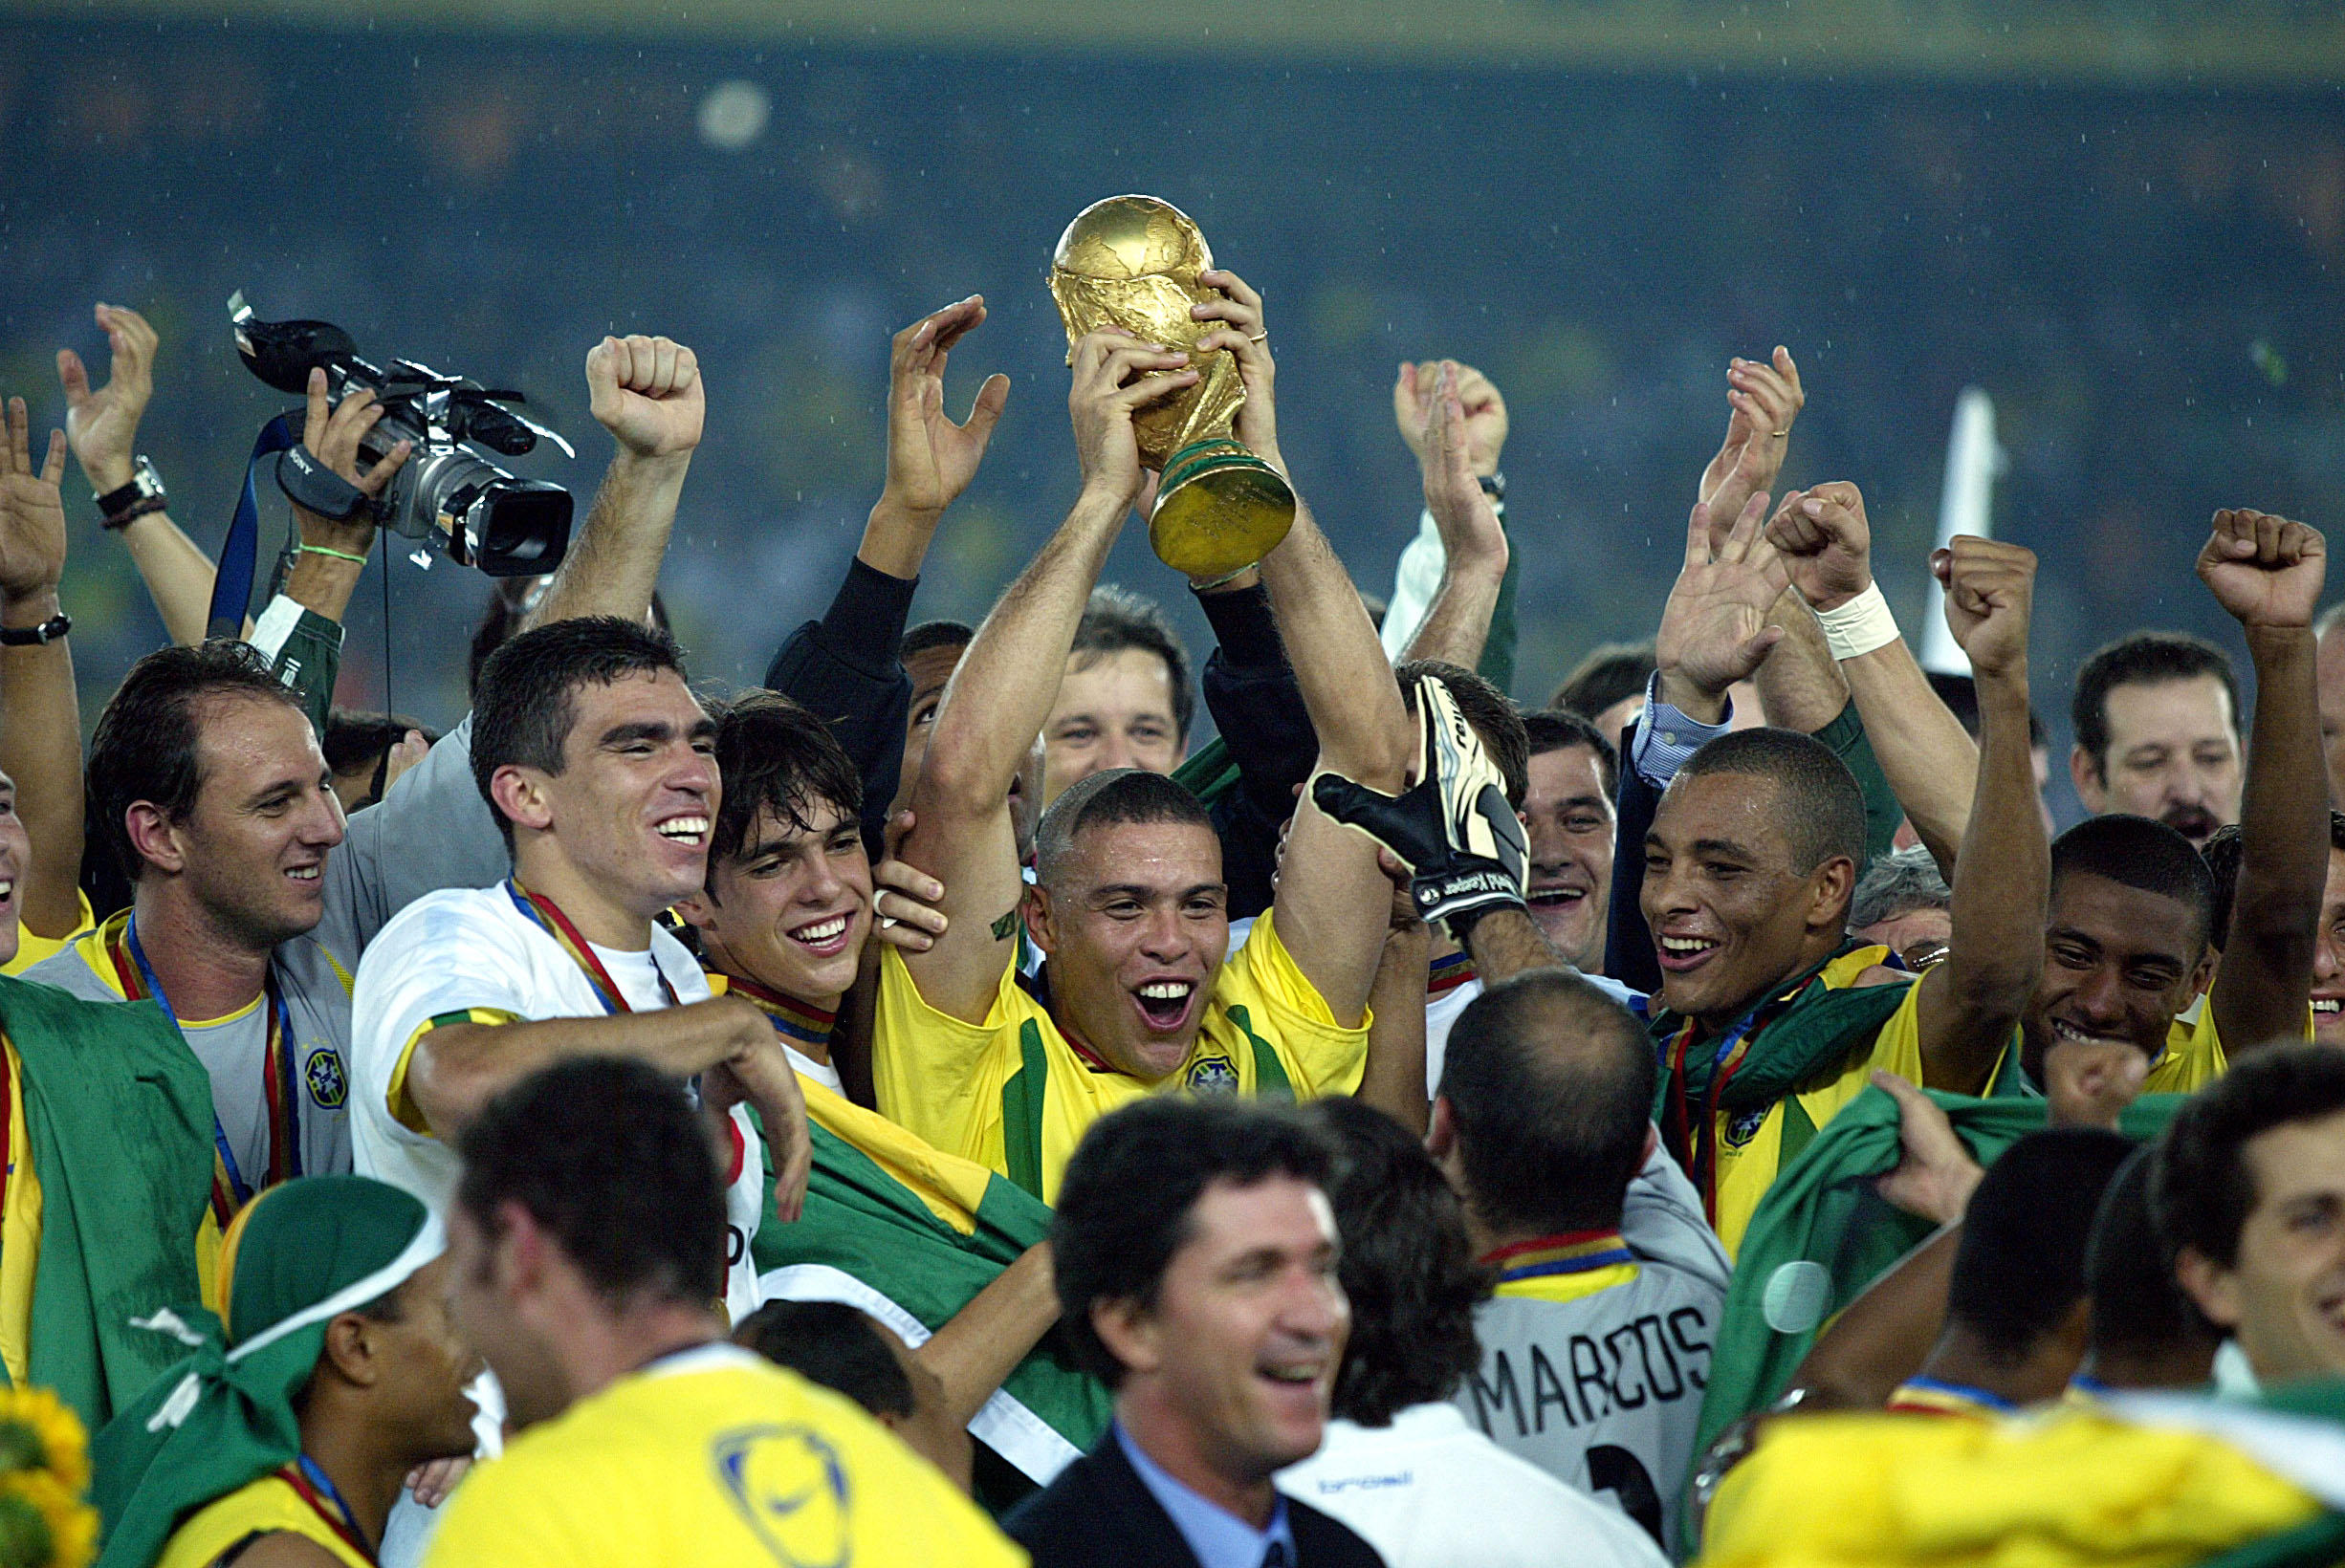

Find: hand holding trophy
1049;194;1296;579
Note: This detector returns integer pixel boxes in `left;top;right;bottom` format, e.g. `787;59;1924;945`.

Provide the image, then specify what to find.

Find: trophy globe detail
1049;195;1297;579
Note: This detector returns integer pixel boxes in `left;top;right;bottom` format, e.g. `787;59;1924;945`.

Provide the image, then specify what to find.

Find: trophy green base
1148;438;1297;580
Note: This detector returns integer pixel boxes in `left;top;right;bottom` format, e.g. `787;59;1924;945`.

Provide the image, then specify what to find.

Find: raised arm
2199;508;2329;1054
269;366;411;628
1192;270;1408;1027
765;298;1010;850
0;401;83;942
899;331;1196;1024
1910;538;2047;1095
526;334;702;629
858;296;1009;580
55;304;214;646
1398;362;1510;673
1768;482;1980;871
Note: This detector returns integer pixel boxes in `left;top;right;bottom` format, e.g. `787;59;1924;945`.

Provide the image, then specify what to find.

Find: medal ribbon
1482;1229;1633;1283
108;913;299;1227
1660;976;1818;1226
505;880;679;1014
281;1455;377;1564
721;972;836;1050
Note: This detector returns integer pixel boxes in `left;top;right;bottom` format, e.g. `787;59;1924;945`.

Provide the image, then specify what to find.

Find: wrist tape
1816;581;1900;661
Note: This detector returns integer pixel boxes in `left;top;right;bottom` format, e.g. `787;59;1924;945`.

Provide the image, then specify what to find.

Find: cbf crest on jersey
304;1046;349;1109
1721;1105;1769;1149
1184;1055;1240;1093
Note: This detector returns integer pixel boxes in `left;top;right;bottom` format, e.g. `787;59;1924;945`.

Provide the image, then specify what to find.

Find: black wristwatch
96;457;167;530
0;613;71;647
1477;471;1506;503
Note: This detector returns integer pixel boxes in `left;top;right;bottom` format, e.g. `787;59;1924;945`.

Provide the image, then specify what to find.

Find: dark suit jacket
1005;1432;1387;1568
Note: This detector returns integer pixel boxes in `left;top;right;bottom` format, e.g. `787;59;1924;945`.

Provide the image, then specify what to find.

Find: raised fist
587;335;704;461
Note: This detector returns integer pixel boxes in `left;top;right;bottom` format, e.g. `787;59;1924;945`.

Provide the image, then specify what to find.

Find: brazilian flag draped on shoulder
748;1074;1110;1499
1641;946;1913;1209
0;971;214;1430
1695;1084;2188;1463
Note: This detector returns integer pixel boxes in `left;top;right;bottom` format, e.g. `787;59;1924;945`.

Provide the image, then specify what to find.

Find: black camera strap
206;415;299;641
274;444;371;522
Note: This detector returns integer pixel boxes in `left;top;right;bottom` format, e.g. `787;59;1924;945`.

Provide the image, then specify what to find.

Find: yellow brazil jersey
872;908;1368;1204
420;1343;1025;1568
2142;991;2313;1097
0;890;93;978
157;1473;372;1568
1706;954;1929;1259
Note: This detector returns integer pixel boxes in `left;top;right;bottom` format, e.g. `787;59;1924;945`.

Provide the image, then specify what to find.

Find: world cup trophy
1049;195;1296;579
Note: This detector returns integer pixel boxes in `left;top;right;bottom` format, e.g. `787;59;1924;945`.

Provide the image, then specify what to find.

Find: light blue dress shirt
1117;1424;1298;1568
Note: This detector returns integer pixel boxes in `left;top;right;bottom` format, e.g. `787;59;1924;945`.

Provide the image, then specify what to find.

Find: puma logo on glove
1310;670;1527;943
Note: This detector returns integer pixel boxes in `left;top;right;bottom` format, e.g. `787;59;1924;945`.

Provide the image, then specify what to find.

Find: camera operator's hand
293;366;411;557
587;335;704;465
55;302;156;495
1192;268;1282;476
1069;328;1195;510
0;400;68;610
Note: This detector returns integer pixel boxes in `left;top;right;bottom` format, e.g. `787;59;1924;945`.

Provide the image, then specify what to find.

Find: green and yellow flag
749;1075;1110;1496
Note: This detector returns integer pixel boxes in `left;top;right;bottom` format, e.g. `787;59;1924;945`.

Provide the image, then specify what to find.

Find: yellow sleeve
1;891;94;978
387;1009;518;1135
1215;910;1370;1098
871;947;1045;1166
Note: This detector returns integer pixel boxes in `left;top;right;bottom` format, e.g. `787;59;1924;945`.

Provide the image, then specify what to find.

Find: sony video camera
229;292;573;576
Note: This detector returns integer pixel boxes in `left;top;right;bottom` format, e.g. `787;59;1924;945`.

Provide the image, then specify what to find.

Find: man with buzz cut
1601;500;2047;1255
349;617;809;1325
881;274;1412;1204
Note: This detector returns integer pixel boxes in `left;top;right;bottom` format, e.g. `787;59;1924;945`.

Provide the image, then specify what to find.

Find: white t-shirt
350;885;766;1323
1279;1404;1667;1568
1426;972;1641;1097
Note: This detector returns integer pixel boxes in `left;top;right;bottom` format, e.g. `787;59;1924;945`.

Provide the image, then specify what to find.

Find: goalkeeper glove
1310;669;1527;943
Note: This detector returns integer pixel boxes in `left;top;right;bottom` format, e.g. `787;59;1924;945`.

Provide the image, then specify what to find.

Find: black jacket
763;556;917;860
1005;1431;1387;1568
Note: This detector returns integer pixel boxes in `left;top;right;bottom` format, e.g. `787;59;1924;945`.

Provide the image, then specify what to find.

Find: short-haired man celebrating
1431;969;1728;1555
2071;630;2242;846
422;1056;1018;1566
1042;584;1195;809
31;333;711;1220
883;279;1410;1203
92;1176;477;1568
1623;509;2045;1252
681;689;1107;1487
1007;1097;1383;1568
349;618;807;1322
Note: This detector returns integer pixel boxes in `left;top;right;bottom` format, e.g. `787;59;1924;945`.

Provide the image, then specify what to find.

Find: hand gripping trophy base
1150;438;1296;580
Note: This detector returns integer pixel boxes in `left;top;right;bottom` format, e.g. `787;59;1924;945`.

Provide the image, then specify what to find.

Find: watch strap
94;456;164;520
0;613;72;647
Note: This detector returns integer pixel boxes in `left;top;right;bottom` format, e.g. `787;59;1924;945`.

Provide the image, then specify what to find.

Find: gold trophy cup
1049;195;1296;579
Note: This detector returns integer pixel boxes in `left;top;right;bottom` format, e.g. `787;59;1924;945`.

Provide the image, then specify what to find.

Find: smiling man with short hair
350;617;808;1324
1008;1097;1383;1568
